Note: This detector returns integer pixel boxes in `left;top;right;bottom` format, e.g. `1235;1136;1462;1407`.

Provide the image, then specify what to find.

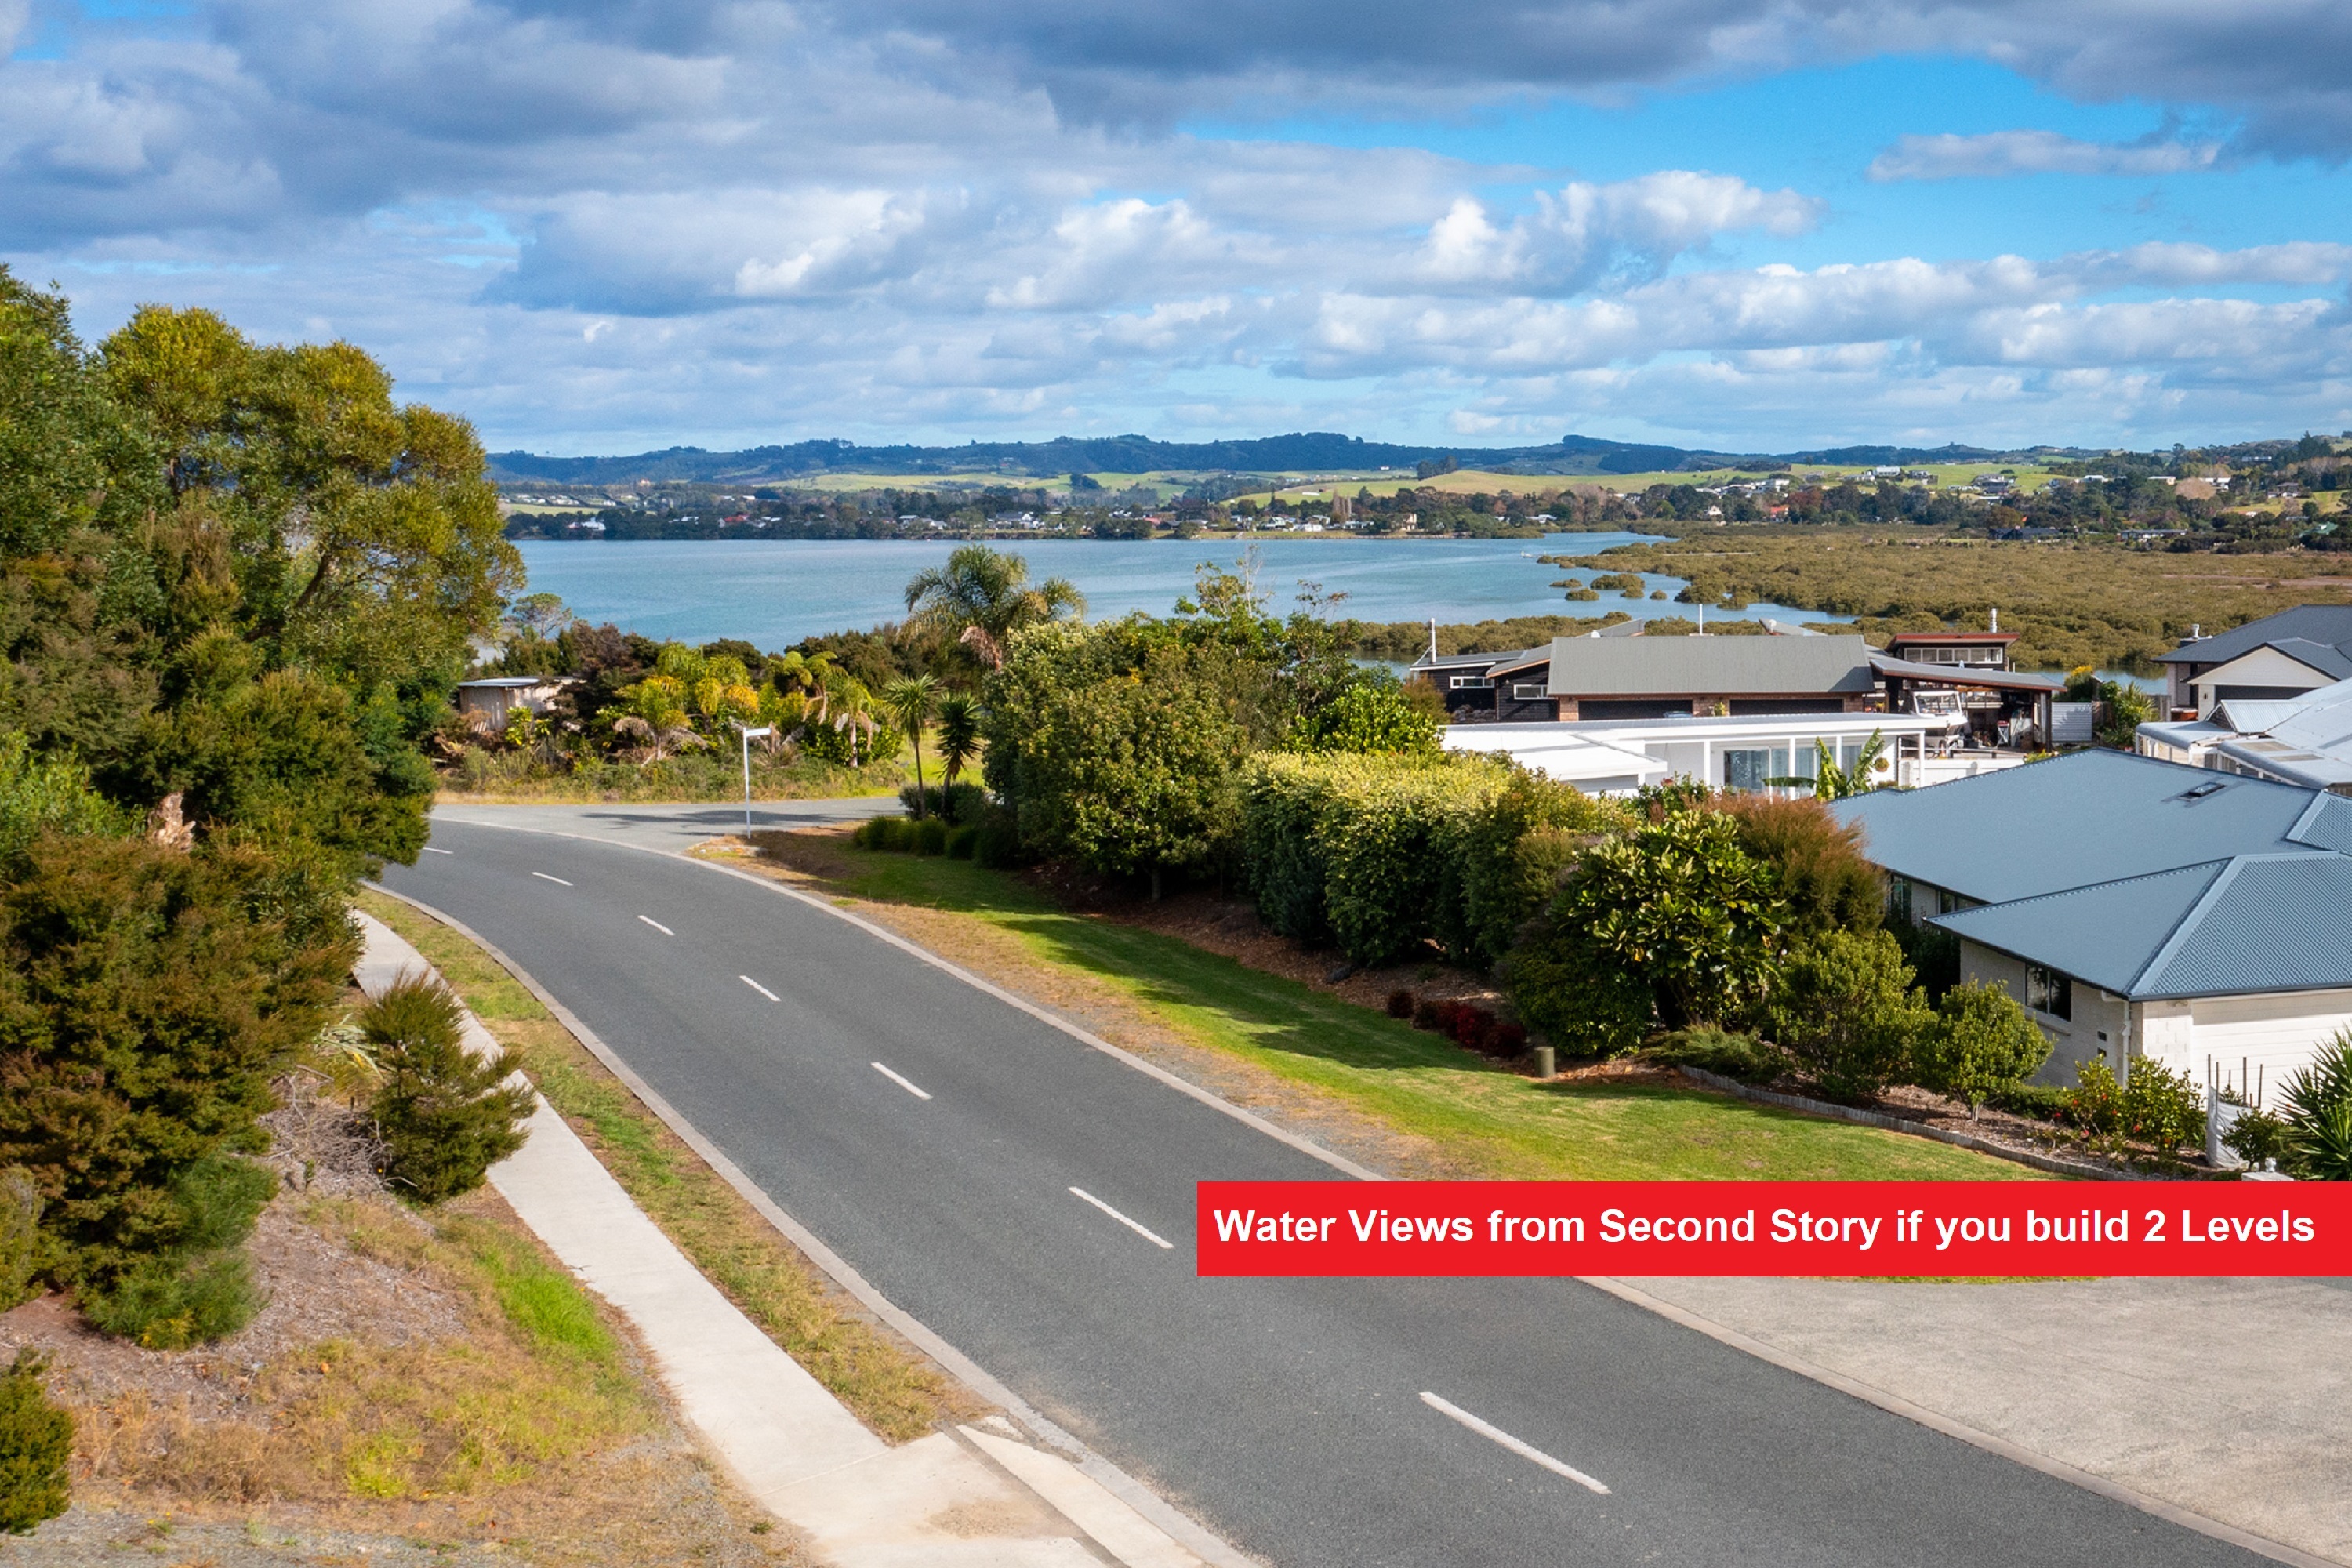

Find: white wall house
1446;712;2020;797
1838;750;2352;1094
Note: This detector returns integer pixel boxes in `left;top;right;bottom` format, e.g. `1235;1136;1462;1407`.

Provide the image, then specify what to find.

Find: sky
5;0;2352;456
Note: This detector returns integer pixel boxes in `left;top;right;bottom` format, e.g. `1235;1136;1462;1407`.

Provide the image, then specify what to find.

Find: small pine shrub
1385;989;1414;1020
363;977;535;1205
0;1349;72;1535
79;1247;260;1350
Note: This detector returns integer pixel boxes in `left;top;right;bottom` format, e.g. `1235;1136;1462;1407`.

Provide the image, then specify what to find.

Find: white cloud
1868;130;2223;180
5;0;2351;452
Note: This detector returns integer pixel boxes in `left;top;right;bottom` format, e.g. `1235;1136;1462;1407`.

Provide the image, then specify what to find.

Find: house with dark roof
1543;633;1882;720
2157;605;2352;719
1835;750;2352;1091
1414;622;2062;741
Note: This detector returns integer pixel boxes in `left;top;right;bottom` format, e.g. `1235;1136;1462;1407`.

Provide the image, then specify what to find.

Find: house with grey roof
2136;676;2352;794
1413;622;2061;742
2157;605;2352;718
1835;749;2352;1091
1544;633;1882;720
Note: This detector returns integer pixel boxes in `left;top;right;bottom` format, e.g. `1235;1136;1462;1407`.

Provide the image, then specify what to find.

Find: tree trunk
1150;867;1163;902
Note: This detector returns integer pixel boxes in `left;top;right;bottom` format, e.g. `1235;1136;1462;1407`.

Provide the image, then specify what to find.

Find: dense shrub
1647;1026;1788;1083
1913;982;2051;1114
1290;673;1440;755
1240;750;1593;969
899;781;989;824
2121;1057;2205;1155
0;1171;34;1312
2062;1058;2126;1138
2223;1105;2294;1169
0;1349;72;1535
1719;794;1882;941
1768;929;1929;1101
913;818;950;856
1512;806;1788;1051
0;836;352;1306
984;622;1266;886
946;824;979;859
972;807;1025;869
1385;989;1414;1019
362;976;535;1205
1433;771;1625;967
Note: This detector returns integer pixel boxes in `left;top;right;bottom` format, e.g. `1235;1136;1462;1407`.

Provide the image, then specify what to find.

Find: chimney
1989;608;1999;633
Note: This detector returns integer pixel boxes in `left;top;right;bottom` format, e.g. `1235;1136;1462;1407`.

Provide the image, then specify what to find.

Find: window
2027;964;2071;1021
1449;674;1491;690
1723;749;1772;791
1511;683;1547;702
1886;877;1912;924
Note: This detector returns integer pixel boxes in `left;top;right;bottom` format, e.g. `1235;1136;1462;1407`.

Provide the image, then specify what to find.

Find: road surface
383;812;2270;1568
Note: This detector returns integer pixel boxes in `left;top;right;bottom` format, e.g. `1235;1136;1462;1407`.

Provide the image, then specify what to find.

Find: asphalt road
385;814;2269;1568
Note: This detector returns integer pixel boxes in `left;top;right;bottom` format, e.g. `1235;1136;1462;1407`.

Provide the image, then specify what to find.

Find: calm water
514;534;1853;648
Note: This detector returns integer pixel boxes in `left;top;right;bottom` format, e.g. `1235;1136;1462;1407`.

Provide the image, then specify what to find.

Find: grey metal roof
1544;633;1877;696
1831;749;2323;904
2258;638;2352;681
1868;653;2065;693
1933;853;2352;1000
2157;605;2352;667
2292;793;2352;853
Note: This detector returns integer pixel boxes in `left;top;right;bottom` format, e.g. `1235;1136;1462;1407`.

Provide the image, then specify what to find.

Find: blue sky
5;1;2350;455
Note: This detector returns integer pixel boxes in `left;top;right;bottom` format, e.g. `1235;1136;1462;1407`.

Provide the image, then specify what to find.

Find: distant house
2156;606;2352;719
2136;677;2352;794
1836;750;2352;1090
1541;633;1882;720
1879;628;2016;670
456;676;574;728
1446;711;1992;795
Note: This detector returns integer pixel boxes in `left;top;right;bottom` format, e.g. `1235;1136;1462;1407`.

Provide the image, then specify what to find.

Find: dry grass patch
351;888;979;1443
5;1191;803;1565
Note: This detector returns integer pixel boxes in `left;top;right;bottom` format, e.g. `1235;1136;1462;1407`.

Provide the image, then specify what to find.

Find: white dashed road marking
1069;1187;1175;1250
1420;1392;1610;1495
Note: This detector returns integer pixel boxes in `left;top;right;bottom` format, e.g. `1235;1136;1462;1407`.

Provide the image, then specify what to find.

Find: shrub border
1677;1066;2148;1182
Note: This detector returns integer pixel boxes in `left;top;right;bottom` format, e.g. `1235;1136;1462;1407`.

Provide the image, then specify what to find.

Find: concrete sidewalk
354;911;1211;1568
1616;1274;2352;1566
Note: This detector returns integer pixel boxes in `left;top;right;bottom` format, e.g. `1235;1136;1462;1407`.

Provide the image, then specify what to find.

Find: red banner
1195;1181;2352;1277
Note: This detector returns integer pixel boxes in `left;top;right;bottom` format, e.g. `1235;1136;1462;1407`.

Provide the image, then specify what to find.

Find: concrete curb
352;902;1222;1568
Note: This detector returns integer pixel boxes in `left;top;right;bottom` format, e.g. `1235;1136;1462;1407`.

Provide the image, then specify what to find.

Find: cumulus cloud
1868;129;2223;180
5;0;2350;452
1403;173;1822;295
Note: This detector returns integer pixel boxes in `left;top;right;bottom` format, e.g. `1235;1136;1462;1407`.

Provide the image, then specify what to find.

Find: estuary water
514;533;1852;648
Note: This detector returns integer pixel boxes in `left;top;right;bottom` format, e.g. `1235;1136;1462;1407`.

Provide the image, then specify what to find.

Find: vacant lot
726;833;2038;1185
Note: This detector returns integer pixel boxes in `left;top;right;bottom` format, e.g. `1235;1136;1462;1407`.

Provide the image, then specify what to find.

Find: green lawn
777;845;2046;1183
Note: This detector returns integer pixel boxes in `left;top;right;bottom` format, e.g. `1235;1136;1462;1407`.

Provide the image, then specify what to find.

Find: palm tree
613;677;706;764
904;545;1083;672
1771;730;1888;799
883;675;940;814
935;694;982;786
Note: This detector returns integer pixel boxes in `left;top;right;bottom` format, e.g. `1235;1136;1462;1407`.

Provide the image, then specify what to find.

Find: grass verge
733;834;2047;1184
353;887;978;1441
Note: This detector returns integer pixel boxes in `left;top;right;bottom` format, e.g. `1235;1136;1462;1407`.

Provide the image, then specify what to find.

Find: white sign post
739;726;774;830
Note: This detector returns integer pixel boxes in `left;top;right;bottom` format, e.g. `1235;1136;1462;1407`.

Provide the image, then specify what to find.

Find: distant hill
485;431;2089;485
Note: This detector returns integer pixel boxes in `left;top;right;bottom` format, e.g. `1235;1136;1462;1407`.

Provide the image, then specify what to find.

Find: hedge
1241;753;1626;968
